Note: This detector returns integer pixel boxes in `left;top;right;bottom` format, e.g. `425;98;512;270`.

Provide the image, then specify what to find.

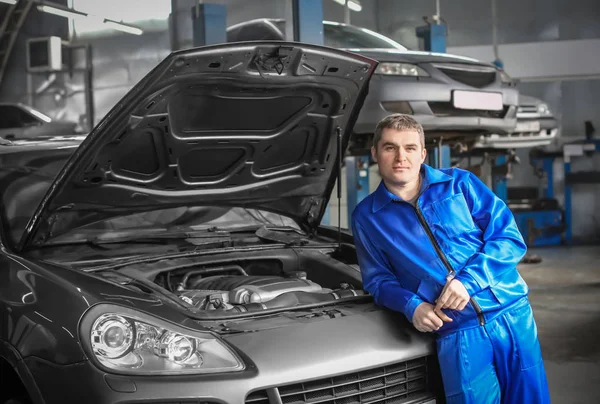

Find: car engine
169;264;363;313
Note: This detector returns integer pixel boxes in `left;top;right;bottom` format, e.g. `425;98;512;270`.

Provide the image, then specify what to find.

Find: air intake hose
230;289;364;313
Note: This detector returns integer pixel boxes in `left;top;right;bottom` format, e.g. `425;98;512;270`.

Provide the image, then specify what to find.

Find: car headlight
499;70;514;84
537;103;552;116
82;306;244;375
375;62;429;77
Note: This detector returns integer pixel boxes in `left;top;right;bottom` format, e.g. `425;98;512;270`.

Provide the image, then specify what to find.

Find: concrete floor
519;245;600;403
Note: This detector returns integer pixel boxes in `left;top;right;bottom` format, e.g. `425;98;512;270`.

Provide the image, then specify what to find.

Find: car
0;102;81;141
0;42;444;404
227;19;519;151
474;94;559;149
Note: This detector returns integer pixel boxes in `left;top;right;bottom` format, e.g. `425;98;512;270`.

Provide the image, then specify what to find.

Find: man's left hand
435;279;470;312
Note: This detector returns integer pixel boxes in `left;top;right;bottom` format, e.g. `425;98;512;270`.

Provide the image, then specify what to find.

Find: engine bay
115;247;366;316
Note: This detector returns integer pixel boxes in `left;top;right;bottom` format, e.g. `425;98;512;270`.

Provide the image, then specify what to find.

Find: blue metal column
542;157;554;198
493;155;508;202
429;144;451;168
415;23;447;53
564;160;572;243
192;3;226;46
289;0;324;45
346;156;370;226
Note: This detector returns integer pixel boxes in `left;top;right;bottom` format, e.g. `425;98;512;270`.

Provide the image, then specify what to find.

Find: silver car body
227;19;519;143
474;94;558;149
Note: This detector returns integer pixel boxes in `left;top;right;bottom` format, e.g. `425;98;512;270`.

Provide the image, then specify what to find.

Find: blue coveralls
351;164;550;404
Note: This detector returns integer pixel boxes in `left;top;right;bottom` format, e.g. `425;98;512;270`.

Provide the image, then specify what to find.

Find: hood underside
21;42;377;249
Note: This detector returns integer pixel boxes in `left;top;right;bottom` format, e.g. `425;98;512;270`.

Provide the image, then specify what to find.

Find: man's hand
412;302;452;332
435;279;470;313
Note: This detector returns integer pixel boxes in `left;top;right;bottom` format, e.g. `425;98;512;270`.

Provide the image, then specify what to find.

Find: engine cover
191;275;324;304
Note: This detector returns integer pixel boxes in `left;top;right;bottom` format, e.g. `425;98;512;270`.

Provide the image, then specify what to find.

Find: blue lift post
346;156;371;226
415;1;447;53
191;3;226;46
493;155;508;202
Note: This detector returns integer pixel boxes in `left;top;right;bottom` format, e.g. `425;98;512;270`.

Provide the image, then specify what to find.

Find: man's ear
422;147;427;163
371;146;378;163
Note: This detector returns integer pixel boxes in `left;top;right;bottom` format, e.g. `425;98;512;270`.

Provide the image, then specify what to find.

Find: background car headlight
499;70;514;84
86;311;244;375
375;62;429;77
537;103;553;116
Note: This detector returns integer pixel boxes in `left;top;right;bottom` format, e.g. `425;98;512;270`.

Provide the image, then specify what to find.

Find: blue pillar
192;3;226;46
429;145;451;168
542;157;554;198
415;23;447;53
289;0;324;45
346;155;370;226
564;161;572;243
493;155;508;202
321;205;331;226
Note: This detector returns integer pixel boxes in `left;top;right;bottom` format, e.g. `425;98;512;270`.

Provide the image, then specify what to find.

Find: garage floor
519;245;600;403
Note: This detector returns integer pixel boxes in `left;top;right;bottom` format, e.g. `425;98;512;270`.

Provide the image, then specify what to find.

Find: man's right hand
412;302;452;332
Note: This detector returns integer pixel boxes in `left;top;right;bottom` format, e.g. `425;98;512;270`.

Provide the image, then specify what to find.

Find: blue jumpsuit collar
372;164;453;213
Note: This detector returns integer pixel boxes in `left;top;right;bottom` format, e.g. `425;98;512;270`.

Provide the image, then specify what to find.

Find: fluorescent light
37;4;88;20
103;19;143;35
347;1;362;11
332;0;362;12
0;0;18;6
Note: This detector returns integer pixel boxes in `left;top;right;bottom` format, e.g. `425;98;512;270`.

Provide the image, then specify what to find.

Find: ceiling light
0;0;18;6
37;4;88;20
332;0;362;12
103;19;143;36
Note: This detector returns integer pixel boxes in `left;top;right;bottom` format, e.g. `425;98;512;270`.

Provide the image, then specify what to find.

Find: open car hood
20;42;377;249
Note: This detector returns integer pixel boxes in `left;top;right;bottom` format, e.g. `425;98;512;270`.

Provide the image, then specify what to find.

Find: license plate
453;91;503;111
515;121;541;132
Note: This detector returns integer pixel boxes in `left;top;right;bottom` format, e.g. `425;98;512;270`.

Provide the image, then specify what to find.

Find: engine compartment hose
178;264;248;290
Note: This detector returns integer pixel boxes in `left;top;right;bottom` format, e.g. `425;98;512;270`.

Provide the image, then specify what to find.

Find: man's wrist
454;271;479;296
404;295;425;322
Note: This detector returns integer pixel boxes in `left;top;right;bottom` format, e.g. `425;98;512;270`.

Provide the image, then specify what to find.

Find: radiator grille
246;357;432;404
428;102;508;118
438;67;497;88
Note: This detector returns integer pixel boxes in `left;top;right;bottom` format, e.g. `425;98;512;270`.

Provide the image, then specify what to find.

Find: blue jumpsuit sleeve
454;171;527;296
352;220;424;322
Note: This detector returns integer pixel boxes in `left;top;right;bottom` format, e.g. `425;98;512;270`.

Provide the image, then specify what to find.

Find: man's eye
385;146;394;151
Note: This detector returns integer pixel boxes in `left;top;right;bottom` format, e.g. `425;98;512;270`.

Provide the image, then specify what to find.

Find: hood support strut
336;126;343;250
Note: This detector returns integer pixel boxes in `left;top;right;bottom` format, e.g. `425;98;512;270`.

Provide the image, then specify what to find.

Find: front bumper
353;75;518;136
474;117;558;149
24;309;438;404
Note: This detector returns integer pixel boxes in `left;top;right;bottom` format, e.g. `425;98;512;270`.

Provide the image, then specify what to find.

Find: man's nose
395;148;406;161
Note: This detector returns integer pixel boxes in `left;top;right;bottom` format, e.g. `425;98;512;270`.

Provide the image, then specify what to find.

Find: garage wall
0;1;68;115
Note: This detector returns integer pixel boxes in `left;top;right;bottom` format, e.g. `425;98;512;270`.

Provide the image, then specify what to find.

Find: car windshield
272;21;406;50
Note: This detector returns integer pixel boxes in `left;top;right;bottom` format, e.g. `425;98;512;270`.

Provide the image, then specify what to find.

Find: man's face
371;128;427;187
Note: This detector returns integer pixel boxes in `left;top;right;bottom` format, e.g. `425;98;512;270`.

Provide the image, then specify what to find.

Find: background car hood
20;42;377;249
344;48;491;66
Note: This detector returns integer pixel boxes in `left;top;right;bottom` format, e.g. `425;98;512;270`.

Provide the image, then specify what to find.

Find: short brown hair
373;114;425;149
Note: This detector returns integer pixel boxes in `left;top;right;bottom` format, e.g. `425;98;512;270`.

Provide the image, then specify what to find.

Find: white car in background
475;94;558;149
0;102;80;141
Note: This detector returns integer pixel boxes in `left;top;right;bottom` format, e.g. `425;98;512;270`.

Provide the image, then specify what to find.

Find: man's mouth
393;166;410;170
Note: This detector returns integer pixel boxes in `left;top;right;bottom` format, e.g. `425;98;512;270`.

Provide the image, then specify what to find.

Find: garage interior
0;0;599;402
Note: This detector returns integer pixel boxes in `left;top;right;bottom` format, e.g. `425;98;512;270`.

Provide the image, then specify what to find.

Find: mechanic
351;114;550;403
